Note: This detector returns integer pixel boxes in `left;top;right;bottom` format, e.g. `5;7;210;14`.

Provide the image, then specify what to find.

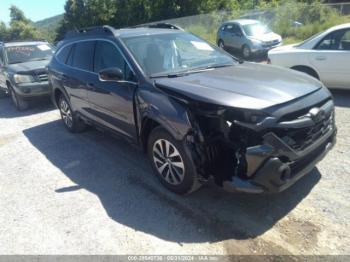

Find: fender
136;87;193;141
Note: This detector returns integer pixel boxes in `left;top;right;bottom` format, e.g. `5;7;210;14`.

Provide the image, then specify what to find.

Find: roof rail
131;23;183;31
64;25;115;39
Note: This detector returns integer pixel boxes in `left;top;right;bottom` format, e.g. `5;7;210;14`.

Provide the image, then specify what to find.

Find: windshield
242;22;271;36
122;32;236;77
6;44;54;64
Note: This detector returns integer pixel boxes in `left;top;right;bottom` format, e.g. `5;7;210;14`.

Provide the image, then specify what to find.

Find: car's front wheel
8;85;29;111
218;40;225;49
147;127;201;194
242;45;252;59
58;95;86;133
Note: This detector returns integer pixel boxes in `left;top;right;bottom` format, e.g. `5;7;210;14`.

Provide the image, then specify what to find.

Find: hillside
34;14;63;31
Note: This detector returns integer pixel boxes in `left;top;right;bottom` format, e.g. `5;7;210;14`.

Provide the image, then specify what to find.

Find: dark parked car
48;26;336;194
0;41;54;110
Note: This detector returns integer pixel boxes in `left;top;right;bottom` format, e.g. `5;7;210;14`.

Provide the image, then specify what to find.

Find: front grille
274;100;334;152
281;114;333;151
263;39;280;47
37;74;48;82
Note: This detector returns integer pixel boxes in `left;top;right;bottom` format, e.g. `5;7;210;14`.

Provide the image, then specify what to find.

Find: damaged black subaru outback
48;26;336;194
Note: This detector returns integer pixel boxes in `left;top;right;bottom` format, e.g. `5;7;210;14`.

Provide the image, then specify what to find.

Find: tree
9;5;30;24
0;6;44;42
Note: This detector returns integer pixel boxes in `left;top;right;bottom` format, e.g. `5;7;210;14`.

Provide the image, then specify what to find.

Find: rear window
71;41;95;71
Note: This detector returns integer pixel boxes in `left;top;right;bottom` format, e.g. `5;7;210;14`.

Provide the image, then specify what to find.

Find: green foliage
0;5;46;42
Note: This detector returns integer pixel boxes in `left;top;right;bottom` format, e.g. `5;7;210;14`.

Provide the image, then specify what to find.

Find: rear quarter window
56;44;73;64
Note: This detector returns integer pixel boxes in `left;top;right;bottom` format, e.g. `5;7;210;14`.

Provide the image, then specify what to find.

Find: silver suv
217;19;282;59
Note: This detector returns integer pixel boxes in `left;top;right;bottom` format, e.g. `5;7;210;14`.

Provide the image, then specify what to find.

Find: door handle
315;56;326;61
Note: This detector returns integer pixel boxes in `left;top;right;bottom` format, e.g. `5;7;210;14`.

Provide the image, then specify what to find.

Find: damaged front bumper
222;101;337;193
223;127;336;193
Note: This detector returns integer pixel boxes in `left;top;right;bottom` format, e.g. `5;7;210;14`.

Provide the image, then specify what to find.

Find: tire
8;85;29;111
58;94;86;133
242;45;251;59
218;40;225;49
147;126;201;195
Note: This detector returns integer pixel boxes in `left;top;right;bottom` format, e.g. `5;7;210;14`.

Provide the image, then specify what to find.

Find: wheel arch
136;90;193;152
290;65;320;80
53;87;70;108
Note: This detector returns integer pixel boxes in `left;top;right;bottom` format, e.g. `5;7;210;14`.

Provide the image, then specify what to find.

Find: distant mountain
35;14;64;31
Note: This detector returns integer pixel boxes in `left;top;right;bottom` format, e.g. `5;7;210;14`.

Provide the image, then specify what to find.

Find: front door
87;40;137;138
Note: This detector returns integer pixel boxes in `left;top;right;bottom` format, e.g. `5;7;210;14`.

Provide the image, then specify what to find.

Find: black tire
218;40;225;49
147;126;201;195
58;94;86;133
242;45;251;59
8;85;29;111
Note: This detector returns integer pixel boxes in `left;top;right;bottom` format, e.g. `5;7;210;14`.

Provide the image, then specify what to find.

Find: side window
232;24;242;35
225;24;234;33
72;41;95;71
56;44;72;64
66;44;75;66
340;29;350;51
94;41;125;72
316;30;346;50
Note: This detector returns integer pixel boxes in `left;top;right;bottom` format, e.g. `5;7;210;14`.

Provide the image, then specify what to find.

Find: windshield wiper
150;64;234;78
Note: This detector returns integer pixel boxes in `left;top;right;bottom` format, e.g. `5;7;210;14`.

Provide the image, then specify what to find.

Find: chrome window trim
55;38;138;84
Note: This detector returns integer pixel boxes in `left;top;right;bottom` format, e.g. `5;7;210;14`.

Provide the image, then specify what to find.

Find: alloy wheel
60;99;73;128
152;139;185;185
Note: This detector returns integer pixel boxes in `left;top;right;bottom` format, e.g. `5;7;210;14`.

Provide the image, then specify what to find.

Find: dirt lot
0;90;349;255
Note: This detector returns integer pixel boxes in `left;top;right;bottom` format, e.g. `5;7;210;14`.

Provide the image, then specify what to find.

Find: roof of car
327;23;350;32
63;26;183;42
224;19;260;25
3;41;48;47
114;27;182;37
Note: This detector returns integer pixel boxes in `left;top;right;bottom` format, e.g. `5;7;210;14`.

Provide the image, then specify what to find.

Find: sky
0;0;66;24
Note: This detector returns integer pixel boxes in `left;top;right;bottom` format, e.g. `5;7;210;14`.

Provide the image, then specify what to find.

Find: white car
268;23;350;89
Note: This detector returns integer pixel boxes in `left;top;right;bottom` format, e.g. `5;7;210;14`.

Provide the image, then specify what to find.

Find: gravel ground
0;90;349;255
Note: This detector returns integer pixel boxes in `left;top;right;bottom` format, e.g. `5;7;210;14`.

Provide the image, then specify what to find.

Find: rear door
309;28;350;88
65;41;95;116
87;40;138;138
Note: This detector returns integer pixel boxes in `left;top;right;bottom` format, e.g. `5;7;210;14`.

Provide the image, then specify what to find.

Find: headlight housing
13;74;34;84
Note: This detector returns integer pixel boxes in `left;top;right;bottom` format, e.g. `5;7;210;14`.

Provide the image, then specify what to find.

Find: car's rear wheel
58;95;86;133
242;45;251;59
147;127;201;194
8;85;29;111
218;40;225;49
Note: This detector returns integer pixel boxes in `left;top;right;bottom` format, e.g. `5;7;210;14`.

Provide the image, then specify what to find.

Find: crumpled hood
7;59;50;74
155;62;323;110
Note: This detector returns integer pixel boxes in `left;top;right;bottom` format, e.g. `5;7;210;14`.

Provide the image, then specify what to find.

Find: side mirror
98;67;124;82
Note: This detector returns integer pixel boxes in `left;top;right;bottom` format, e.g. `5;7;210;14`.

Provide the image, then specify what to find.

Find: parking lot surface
0;90;349;255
